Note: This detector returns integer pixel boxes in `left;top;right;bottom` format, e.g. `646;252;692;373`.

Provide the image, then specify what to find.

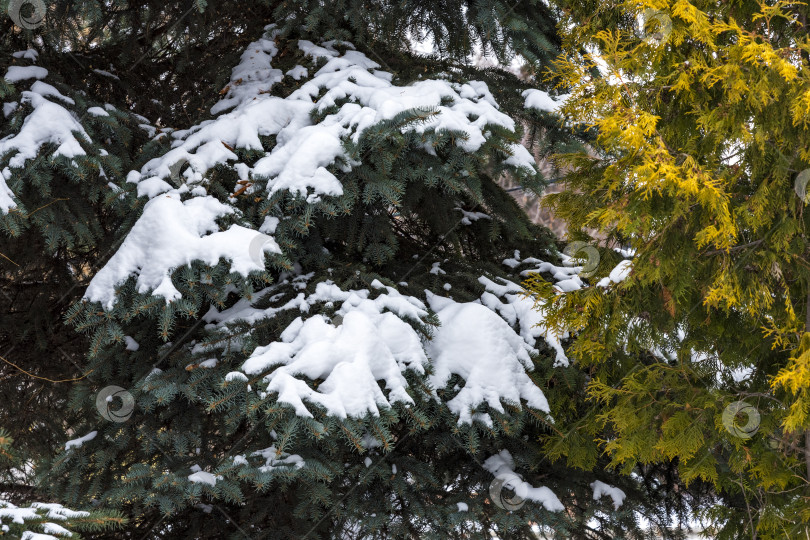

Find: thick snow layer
225;371;249;382
241;281;429;418
126;29;535;204
483;450;564;512
12;49;39;61
28;81;73;104
284;40;530;161
0;502;39;525
286;65;308;80
87;106;109;117
590;480;626;510
426;293;550;424
4;66;48;83
522;89;568;113
0;54;103;215
124;336;140;351
85;191;281;307
0;169;15;212
478;274;570;367
211;33;282;114
430;262;446;275
88;29;537;306
40;522;71;536
221;276;551;424
0;87;90;170
76;29;556;428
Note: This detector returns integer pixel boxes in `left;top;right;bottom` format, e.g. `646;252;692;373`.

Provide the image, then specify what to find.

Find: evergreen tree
0;428;126;537
0;45;162;489
45;26;631;538
0;0;713;538
529;0;810;537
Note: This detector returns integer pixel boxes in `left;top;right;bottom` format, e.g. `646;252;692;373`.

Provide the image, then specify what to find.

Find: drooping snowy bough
75;26;564;431
0;485;123;539
0;500;87;540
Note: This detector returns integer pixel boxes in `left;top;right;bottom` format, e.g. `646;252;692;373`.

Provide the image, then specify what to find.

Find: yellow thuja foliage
773;332;810;431
529;0;810;536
